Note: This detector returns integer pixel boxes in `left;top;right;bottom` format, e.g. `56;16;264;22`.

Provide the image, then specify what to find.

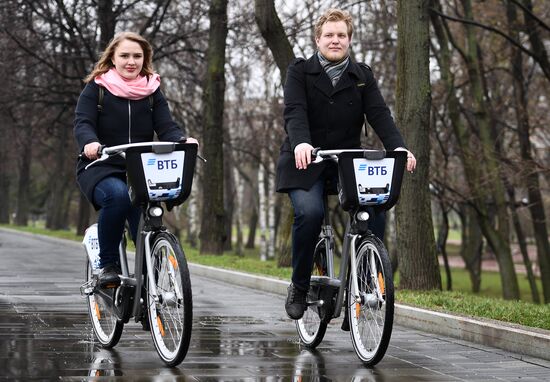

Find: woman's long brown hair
84;32;154;83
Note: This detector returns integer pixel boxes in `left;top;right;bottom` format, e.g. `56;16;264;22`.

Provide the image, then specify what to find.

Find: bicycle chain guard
113;283;135;323
309;280;339;323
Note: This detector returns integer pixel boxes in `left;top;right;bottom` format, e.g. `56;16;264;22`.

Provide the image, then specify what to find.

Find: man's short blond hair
314;8;354;39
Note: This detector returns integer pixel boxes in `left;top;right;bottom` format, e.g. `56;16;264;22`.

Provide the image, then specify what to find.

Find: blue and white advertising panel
141;151;185;201
352;158;395;205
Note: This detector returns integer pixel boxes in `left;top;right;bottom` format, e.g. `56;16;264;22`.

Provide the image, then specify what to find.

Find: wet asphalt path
1;228;549;381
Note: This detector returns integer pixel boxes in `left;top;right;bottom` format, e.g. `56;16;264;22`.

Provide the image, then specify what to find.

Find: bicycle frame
311;148;404;320
82;141;196;323
319;196;364;320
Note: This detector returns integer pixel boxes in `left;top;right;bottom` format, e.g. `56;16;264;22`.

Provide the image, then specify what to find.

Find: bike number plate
352;158;395;205
83;224;100;270
141;151;185;201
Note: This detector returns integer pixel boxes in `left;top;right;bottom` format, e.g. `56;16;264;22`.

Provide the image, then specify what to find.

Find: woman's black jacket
74;81;185;208
275;54;406;192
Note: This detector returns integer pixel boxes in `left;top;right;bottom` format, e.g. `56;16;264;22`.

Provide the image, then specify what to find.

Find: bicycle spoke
146;234;192;366
348;236;394;366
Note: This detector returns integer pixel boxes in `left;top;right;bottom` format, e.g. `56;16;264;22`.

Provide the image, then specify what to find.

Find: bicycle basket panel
352;157;394;205
126;143;197;206
141;151;185;201
337;150;406;211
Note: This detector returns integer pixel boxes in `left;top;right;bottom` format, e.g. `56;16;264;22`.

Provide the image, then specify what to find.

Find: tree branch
430;7;536;58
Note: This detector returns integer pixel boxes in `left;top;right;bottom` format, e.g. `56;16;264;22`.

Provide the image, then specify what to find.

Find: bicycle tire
147;232;192;367
347;235;394;366
85;258;123;348
296;239;329;348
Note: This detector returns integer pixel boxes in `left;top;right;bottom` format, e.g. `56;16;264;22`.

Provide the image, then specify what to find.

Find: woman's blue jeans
288;178;386;292
93;176;141;268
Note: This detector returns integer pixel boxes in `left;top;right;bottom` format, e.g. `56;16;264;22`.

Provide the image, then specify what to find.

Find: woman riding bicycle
275;9;416;320
74;31;198;288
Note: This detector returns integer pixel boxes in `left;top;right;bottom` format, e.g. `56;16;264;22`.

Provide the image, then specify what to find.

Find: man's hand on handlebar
83;142;102;160
395;147;417;173
294;142;314;170
184;137;199;146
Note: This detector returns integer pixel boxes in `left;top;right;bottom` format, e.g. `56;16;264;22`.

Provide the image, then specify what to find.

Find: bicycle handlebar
311;148;387;164
84;141;204;170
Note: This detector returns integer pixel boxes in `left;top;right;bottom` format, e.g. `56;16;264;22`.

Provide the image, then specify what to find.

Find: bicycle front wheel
85;259;123;348
347;235;394;367
296;239;329;348
146;232;192;367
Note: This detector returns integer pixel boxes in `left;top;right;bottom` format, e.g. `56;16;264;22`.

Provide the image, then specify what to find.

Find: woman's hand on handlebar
395;147;416;173
184;137;199;146
294;143;314;170
83;142;101;160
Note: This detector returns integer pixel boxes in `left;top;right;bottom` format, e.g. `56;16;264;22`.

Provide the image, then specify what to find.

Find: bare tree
395;0;441;290
199;0;229;254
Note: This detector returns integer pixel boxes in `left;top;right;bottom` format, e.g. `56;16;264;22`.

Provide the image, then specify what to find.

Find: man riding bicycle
275;8;417;320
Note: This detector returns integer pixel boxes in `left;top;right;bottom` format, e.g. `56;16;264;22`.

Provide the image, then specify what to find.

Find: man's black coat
275;54;406;192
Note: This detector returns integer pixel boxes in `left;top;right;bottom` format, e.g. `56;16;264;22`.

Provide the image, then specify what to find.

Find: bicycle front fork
348;234;361;304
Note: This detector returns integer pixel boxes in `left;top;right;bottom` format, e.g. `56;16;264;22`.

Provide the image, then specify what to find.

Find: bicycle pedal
80;280;96;297
307;299;324;307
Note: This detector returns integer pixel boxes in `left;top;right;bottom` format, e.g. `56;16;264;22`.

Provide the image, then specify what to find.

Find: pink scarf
95;68;160;100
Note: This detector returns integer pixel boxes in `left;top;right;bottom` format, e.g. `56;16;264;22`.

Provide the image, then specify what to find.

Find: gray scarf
317;51;350;86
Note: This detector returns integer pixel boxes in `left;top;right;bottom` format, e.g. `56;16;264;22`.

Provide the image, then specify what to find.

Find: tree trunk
507;185;540;303
521;0;550;82
437;203;452;291
15;129;32;226
186;192;198;248
384;209;399;275
254;0;295;83
76;0;117;236
258;155;267;261
223;145;234;251
395;0;441;290
76;195;90;236
431;4;483;293
431;0;519;299
460;0;519;300
507;0;550;302
267;160;276;259
233;168;244;256
97;0;116;51
254;0;296;266
0;114;10;224
276;195;292;268
199;0;228;255
459;204;483;293
246;206;258;249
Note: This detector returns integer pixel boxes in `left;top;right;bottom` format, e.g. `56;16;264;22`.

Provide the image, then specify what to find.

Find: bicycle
80;141;198;367
295;148;407;367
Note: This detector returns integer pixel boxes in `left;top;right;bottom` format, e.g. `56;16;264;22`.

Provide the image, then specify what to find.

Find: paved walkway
1;228;549;380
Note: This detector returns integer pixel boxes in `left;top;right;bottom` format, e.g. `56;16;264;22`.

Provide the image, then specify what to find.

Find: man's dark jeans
93;176;141;268
288;177;385;292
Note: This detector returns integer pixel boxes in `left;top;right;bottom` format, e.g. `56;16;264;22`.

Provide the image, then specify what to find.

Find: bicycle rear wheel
147;232;192;367
347;235;394;367
85;259;123;348
296;239;329;348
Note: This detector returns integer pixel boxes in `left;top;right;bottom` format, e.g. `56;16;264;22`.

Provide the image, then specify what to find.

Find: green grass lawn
2;223;549;331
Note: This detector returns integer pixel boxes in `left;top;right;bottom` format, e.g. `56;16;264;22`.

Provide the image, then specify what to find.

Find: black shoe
98;263;121;288
285;283;308;320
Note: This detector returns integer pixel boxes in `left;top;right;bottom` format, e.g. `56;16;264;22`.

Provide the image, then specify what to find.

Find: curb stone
188;262;550;362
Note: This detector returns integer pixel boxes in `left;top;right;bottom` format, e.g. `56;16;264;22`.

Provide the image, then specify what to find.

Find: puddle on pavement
1;304;316;380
